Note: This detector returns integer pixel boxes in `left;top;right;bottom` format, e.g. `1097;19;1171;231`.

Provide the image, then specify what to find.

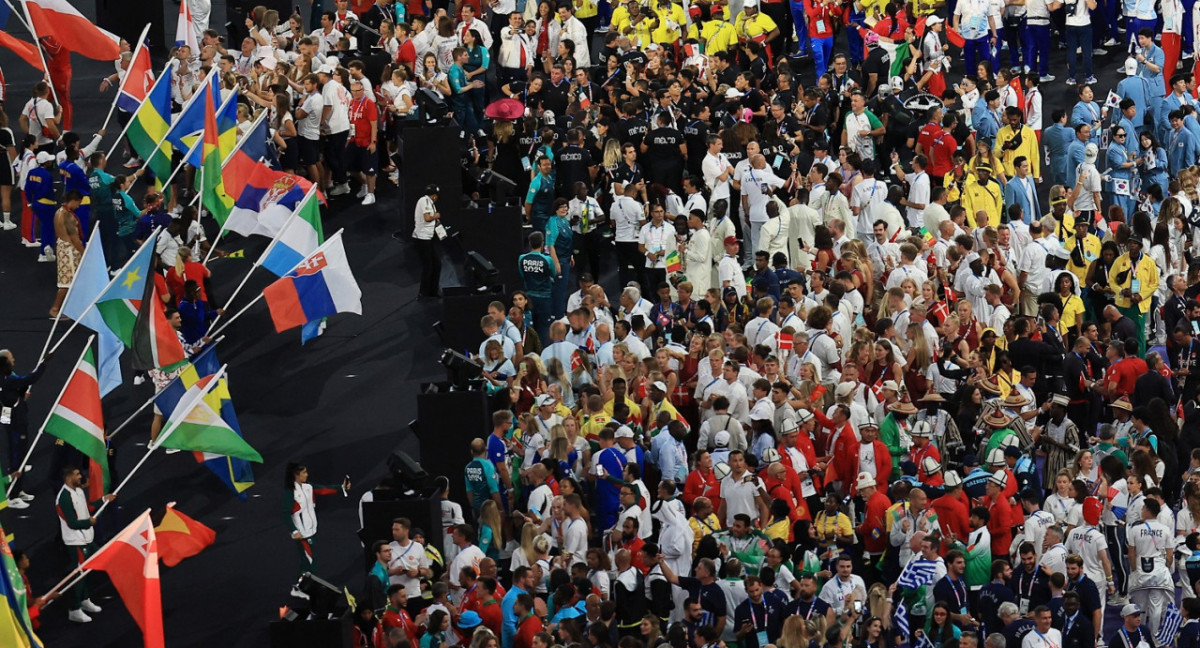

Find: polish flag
24;0;121;61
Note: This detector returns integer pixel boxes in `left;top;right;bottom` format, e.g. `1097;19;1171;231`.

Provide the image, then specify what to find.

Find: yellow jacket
994;125;1041;178
1109;252;1160;313
688;19;738;54
1062;233;1101;281
960;178;1003;228
652;3;687;43
614;13;656;48
574;0;598;18
734;11;777;42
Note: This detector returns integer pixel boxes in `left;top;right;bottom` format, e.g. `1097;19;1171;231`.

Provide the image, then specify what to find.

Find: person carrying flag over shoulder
57;465;116;623
284;462;350;597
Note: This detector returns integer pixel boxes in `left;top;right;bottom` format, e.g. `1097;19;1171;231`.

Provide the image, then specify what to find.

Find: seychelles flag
262;232;362;333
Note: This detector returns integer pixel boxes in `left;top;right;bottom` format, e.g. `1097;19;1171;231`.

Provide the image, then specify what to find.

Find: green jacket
880;414;905;481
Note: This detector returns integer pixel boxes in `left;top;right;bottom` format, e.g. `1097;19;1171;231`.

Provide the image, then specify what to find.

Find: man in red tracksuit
982;471;1015;561
856;472;892;583
929;471;971;547
826;418;891;496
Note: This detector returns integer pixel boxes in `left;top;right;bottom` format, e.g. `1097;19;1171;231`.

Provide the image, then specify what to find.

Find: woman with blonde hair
478;500;504;559
510;522;539;571
904;322;932;399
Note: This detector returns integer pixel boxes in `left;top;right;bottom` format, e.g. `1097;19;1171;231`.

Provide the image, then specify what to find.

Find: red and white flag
82;510;165;648
24;0;121;61
174;0;199;52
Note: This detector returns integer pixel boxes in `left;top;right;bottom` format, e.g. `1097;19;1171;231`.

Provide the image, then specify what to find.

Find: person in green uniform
525;156;557;232
86;152;117;264
880;401;917;480
518;231;558;343
544;198;574;316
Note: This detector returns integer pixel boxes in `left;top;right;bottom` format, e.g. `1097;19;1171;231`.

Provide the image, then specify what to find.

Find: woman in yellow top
1063;220;1102;282
733;3;780;54
686;8;739;54
651;0;687;47
1108;237;1159;355
1051;272;1086;340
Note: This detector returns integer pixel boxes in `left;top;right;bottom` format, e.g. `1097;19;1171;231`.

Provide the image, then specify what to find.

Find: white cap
724;87;741;99
986;447;1006;465
780;419;800;435
35;151;54;164
1085;143;1099;163
762;448;782;464
715;462;732;480
926;14;944;25
944;470;963;488
1121;603;1144;617
835;382;856;398
988;470;1009;488
880;380;900;392
922;456;941;474
749;409;770;422
651;380;668;394
795;409;814;424
856;472;877;491
911;421;932;438
890;76;904;91
614;425;635;439
714;430;731;447
535;394;555;407
1124;57;1138;75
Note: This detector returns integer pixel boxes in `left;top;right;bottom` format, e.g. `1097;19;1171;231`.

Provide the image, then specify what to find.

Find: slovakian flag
262;232;362;334
0;522;40;648
81;510;164;648
24;0;120;61
93;234;188;372
225;164;312;238
154;505;216;568
116;25;155;114
0;31;43;71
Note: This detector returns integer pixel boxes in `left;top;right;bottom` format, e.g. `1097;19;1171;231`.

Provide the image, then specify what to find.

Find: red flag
776;332;794;351
945;27;966;48
0;31;44;71
24;0;122;61
154;505;216;568
117;32;155;113
82;510;165;647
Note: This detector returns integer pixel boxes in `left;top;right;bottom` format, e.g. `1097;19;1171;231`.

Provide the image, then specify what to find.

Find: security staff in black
0;350;46;501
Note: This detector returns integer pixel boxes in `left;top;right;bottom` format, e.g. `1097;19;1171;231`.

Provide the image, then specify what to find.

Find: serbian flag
262;232;362;333
0;31;43;71
174;0;199;51
24;0;121;61
225;164;314;237
154;505;216;567
81;510;164;648
116;25;154;114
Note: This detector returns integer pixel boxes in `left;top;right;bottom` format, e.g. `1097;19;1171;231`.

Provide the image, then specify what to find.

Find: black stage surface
0;0;1131;645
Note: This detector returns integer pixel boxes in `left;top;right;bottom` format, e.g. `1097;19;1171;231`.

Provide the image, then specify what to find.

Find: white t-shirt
1065;525;1108;582
527;484;554;521
322;79;351;134
906;171;930;228
297;92;324;140
388;539;429;591
1021;628;1062;648
22;97;56;147
719;472;763;526
703;152;733;201
413;195;438;240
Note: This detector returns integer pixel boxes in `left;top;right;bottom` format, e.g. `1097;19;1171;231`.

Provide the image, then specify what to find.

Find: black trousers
616;241;641;288
415;238;442;297
574;229;605;279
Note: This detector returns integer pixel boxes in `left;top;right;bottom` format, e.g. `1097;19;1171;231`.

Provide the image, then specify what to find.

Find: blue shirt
595;446;627;514
973;105;999;147
519;250;557;298
1071;101;1103;145
1169;126;1199;175
1065;138;1088;188
1117;75;1152;131
501;584;528;648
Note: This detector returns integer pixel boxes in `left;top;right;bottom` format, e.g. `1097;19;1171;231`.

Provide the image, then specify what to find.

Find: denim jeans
1066;24;1093;80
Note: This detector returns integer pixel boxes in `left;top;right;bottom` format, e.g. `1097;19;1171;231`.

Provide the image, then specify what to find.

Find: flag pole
41;508;155;605
92;368;226;520
104;336;225;442
37;228;102;365
1;0;34;33
208;187;315;329
153;135;205;193
202;150;267;267
98;23;151;135
206;228;343;339
7;335;95;497
45;229;162;358
19;0;59;105
146;86;238;194
104;59;175;160
140;66;220;172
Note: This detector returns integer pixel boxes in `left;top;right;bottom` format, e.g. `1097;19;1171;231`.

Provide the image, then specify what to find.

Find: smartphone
853;600;863;614
520;362;528;372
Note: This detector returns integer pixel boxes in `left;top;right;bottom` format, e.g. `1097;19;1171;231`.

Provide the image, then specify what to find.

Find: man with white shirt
456;5;493;48
387;518;431;592
718;237;748;300
1022;490;1056;562
1127;498;1174;636
703;134;734;206
310;12;344;56
617;286;652;324
611;181;646;287
740;155;786;254
718;450;768;525
317;65;353;196
707;360;751;424
1016;221;1051;316
639;203;677;292
745;298;781;348
556;5;590;68
983;284;1011;331
924;187;952;234
684;210;713;297
851;162;889;240
819;555;868;616
497;12;535;85
868;220;901;282
615;320;651;360
900;155;931;229
885;244;929;290
1021;606;1062;648
561;494;589;567
478;315;516;359
525;464;555;522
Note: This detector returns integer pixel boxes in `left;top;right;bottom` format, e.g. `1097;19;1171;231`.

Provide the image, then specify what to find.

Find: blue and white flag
1158;603;1183;646
897;559;939;590
894;599;909;638
916;632;935;648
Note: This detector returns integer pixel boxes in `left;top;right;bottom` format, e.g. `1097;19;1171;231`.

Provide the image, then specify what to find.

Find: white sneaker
22;240;40;248
330;183;351;196
361;193;376;205
36;254;49;263
6;499;28;509
1094;48;1109;56
132;374;145;386
388;171;399;185
1103;37;1118;46
164;448;181;454
68;609;93;623
80;599;102;613
355;185;368;198
18;491;34;502
123;157;142;169
0;219;16;230
290;587;310;600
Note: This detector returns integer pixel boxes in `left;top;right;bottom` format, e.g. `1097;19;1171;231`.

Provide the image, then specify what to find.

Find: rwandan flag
0;523;40;647
126;66;173;195
154;347;256;498
195;89;235;225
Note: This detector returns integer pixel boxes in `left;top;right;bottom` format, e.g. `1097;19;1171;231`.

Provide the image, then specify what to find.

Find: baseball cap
535;394;555;407
725;87;741;99
1121;604;1144;617
714;430;731;447
614;425;635;439
856;472;877;491
724;235;739;246
651;380;668;393
1124;58;1138;75
36;151;54;164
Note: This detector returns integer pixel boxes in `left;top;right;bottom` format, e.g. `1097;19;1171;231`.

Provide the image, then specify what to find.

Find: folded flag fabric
1158;602;1183;645
159;376;263;463
94;236;187;371
897;558;939;590
222;114;271;200
116;31;154;113
260;187;324;277
61;229;123;396
0;522;39;647
174;0;198;52
893;599;909;638
81;511;164;648
263;232;361;333
0;31;43;71
154;505;216;568
125;66;174;194
225;164;311;237
44;343;111;496
196;89;235;224
166;71;221;165
25;0;121;61
665;250;682;273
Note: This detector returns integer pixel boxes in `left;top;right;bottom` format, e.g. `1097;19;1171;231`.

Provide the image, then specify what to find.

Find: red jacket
515;614;545;648
911;442;944;487
918;122;957;177
805;0;841;38
984;495;1014;557
776;446;815;518
765;474;810;522
684;468;722;512
858;491;893;554
828;435;891;495
929;494;970;544
381;607;422;647
477;599;503;636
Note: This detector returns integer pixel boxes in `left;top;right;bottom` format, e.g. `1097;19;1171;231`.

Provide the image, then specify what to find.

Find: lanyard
1019;569;1038;598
